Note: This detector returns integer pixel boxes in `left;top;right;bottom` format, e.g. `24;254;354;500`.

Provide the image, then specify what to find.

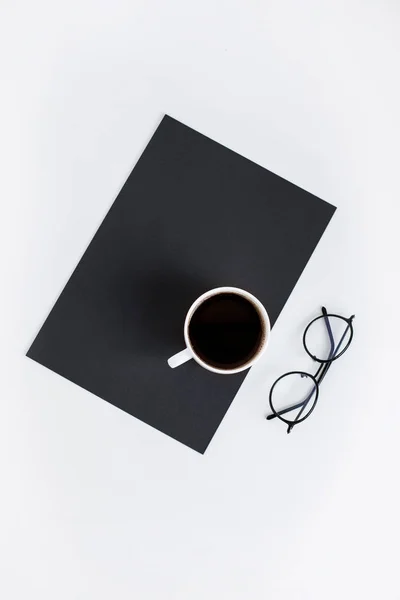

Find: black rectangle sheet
27;115;336;452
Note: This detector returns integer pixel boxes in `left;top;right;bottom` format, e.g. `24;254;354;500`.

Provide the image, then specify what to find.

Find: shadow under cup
187;292;267;371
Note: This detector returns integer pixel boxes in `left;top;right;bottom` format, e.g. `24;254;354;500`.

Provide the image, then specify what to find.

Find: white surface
1;1;399;599
168;287;271;373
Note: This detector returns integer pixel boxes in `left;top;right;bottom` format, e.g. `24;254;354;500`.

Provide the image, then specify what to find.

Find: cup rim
183;286;270;374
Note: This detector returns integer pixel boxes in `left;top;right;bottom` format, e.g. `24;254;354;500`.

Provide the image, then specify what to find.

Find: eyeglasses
266;307;355;433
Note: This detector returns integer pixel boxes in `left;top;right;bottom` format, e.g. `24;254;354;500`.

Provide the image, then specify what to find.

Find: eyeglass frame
266;306;355;433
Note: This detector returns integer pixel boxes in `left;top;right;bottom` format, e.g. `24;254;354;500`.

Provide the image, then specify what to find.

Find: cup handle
168;348;192;369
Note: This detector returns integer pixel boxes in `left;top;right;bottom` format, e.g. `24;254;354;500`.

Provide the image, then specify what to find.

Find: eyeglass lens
270;372;318;423
304;315;352;362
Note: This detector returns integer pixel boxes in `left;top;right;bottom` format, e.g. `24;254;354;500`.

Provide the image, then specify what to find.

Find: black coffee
188;293;264;369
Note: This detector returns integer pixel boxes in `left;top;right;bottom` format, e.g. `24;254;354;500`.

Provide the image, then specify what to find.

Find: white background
1;1;400;598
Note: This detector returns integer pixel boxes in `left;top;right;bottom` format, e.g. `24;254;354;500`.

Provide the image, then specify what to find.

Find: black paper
27;115;336;453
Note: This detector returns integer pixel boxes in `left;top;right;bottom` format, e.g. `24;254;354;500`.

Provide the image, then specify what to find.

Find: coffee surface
188;293;263;369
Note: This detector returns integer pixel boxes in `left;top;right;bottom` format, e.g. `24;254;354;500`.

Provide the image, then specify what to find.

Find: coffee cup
167;286;270;374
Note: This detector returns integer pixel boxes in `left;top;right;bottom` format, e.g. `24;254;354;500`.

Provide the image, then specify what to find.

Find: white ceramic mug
167;286;270;374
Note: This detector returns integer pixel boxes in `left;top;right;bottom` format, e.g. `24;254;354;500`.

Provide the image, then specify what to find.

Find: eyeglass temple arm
283;310;334;432
281;310;332;431
286;310;332;431
322;306;335;359
266;398;308;420
317;312;355;385
322;307;355;363
286;376;320;432
313;308;347;386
